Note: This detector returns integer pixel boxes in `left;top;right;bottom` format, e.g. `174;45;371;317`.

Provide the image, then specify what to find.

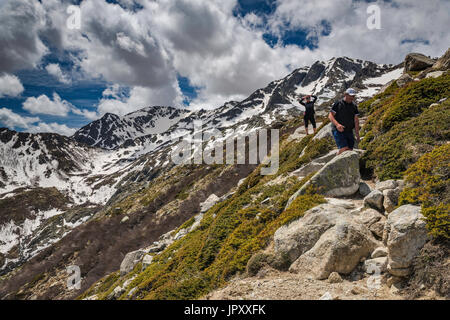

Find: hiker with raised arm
328;88;360;155
299;94;318;135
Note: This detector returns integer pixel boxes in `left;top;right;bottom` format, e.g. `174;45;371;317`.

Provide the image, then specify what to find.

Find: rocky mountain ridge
0;49;448;300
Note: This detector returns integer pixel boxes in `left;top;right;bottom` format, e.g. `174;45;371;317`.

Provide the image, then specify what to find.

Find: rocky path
204;196;403;301
204;116;435;301
204;265;401;300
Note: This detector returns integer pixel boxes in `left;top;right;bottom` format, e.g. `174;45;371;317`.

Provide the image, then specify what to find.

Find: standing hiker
300;94;317;135
328;88;360;155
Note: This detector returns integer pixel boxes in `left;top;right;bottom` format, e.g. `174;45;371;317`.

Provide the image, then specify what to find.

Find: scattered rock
350;285;367;295
425;70;445;78
363;257;387;274
364;190;384;212
404;53;436;72
356;208;384;227
359;181;372;197
371;247;388;258
286;151;360;208
107;285;125;300
122;276;136;289
369;221;385;239
386;275;403;287
127;287;137;298
375;180;398;191
200;194;220;213
291;161;324;179
146;241;168;253
288;216;379;279
396;73;413;87
142;254;153;270
382;188;401;213
384;205;430;277
328;272;343;283
120;250;145;276
313;123;333;140
120;216;129;224
275;204;348;263
432;48;450;70
319;292;334;300
355;208;386;239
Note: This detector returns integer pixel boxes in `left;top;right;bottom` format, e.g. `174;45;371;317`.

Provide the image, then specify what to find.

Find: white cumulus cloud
23;92;73;116
45;63;71;84
0;73;24;98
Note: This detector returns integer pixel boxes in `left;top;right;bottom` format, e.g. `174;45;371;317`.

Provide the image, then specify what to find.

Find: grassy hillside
79;121;335;300
361;73;450;180
79;73;450;299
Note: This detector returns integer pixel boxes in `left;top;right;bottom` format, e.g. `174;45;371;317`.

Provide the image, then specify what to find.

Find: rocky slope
0;50;448;300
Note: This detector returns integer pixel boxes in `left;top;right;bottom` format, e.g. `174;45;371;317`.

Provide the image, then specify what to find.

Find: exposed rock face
383;188;401;213
396;73;413;87
355;208;386;239
426;70;445;79
383;205;430;277
286;151;360;208
371;247;388;258
364;257;387;274
274;204;346;263
364;190;384;212
142;255;153;270
274;202;379;279
404;53;436;72
120;250;145;276
313;123;333;140
200;194;220;213
432;48;450;70
375;179;398;191
359;181;372;197
291;150;337;179
327;272;343;283
288;218;379;279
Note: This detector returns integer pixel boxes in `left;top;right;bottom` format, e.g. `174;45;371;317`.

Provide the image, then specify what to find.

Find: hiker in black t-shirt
299;94;317;135
328;88;360;155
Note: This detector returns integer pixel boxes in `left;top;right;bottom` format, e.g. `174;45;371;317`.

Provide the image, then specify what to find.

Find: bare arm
329;112;344;132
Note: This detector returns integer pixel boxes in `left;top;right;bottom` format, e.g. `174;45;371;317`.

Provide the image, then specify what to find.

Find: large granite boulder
364;190;384;212
288;218;379;279
200;194;220;213
396;73;413;87
404;53;436;72
286;151;360;209
313;123;333;140
274;202;379;279
120;250;145;276
383;205;430;277
432;48;450;70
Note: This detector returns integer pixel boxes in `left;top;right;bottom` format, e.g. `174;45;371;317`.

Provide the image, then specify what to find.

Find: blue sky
0;0;448;135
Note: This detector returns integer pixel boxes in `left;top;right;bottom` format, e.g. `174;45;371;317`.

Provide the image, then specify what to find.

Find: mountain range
1;51;446;300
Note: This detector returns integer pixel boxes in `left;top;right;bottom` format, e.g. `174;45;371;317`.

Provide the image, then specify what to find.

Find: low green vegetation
80;73;450;299
79;120;330;300
361;73;450;181
399;144;450;238
380;74;449;131
362;101;449;180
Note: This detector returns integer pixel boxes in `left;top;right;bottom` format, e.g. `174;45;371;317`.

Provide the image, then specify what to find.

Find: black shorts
304;112;316;128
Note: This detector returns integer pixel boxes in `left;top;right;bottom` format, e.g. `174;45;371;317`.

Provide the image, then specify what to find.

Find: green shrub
399;144;450;238
361;101;450;180
380;74;450;131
